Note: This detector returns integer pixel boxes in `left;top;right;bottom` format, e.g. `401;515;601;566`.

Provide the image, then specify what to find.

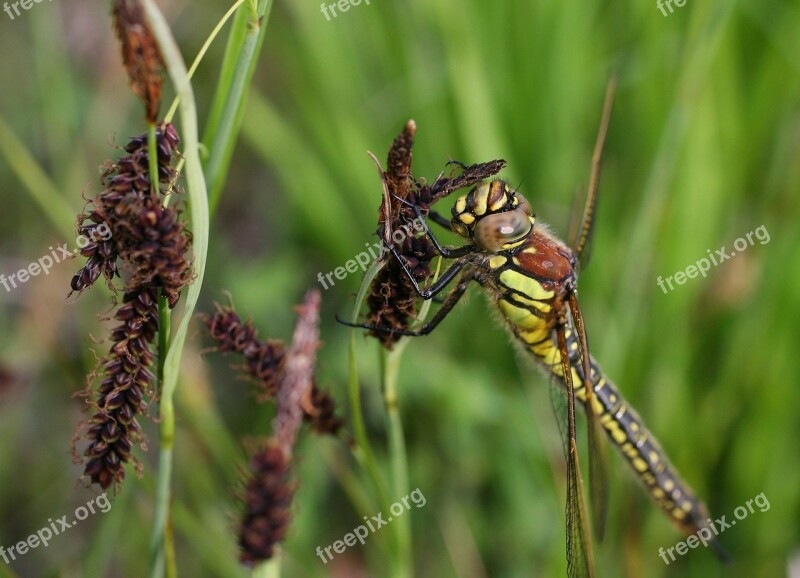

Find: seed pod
112;0;164;123
238;444;294;565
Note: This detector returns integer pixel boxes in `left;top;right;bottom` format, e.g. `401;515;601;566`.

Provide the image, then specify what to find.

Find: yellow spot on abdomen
530;343;560;367
517;325;549;344
604;419;628;445
498;300;539;329
499;270;554;301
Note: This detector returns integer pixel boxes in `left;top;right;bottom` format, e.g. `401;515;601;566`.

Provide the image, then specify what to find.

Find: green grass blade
0;114;74;238
141;1;210;576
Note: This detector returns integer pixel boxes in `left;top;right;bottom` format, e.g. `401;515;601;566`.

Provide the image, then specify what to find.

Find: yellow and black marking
349;87;727;574
484;253;712;536
453;179;520;224
347;173;727;574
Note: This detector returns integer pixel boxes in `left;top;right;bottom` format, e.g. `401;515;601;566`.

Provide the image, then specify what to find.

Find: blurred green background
1;0;799;577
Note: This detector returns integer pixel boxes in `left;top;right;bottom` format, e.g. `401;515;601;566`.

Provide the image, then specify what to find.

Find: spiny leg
555;322;595;578
427;210;454;231
382;243;469;300
569;76;617;270
337;271;474;337
568;292;610;542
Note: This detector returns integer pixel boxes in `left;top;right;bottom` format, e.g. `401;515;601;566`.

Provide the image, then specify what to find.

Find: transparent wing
568;294;610;542
552;325;595;578
569;76;617;272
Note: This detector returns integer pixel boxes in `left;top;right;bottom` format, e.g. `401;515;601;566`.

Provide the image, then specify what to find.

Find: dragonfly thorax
450;180;535;252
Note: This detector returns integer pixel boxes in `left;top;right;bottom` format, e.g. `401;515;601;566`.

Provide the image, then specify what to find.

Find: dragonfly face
450;180;535;251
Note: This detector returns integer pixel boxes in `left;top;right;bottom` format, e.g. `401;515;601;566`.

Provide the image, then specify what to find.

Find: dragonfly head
450;180;535;251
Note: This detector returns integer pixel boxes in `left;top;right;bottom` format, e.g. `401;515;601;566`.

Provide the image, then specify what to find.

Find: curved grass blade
141;2;210;576
206;0;275;215
0;114;75;239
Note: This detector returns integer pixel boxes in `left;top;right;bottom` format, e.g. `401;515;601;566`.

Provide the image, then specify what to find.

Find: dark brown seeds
112;0;164;123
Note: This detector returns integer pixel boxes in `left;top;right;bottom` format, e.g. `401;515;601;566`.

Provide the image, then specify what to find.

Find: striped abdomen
558;325;710;536
487;255;714;539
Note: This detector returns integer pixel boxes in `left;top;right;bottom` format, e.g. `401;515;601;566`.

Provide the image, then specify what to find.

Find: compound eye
473;208;532;251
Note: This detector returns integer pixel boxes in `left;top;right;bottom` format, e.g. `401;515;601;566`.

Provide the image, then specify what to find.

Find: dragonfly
342;80;728;576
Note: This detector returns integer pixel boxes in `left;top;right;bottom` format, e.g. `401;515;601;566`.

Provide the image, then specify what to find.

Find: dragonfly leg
336;270;474;337
383;241;468;300
427;210;454;232
390;195;474;258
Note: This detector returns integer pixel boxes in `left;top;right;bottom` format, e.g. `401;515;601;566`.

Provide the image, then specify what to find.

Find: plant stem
146;121;176;572
157;296;171;395
380;258;440;578
252;549;281;578
347;258;398;561
142;1;210;577
383;346;411;578
147;124;173;399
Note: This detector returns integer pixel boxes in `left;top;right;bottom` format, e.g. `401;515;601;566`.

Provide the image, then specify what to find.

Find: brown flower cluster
366;120;506;347
202;297;341;436
203;291;342;564
239;445;294;564
72;124;193;490
203;304;287;400
112;0;164;123
71;124;190;299
81;288;159;489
